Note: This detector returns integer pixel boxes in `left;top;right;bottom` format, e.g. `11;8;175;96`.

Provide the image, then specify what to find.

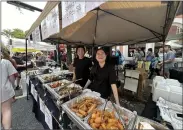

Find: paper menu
39;97;45;114
45;106;53;129
26;76;29;85
31;84;37;102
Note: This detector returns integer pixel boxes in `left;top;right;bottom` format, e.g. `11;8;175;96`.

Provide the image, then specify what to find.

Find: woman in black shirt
73;46;92;87
84;48;120;105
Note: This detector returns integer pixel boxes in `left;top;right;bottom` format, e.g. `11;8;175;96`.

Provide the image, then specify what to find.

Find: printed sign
39;97;45;114
41;5;59;40
31;84;37;102
45;106;53;129
62;2;85;28
26;76;29;85
62;1;104;28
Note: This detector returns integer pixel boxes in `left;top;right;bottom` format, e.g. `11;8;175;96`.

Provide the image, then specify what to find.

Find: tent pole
92;8;99;62
162;38;165;77
25;38;29;100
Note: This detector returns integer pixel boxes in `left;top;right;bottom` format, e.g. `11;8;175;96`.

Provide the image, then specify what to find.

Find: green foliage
2;28;25;39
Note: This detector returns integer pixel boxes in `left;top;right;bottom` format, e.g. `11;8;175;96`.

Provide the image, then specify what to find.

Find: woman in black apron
84;48;120;105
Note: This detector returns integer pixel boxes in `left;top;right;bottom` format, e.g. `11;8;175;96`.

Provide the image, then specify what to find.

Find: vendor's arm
72;59;76;81
109;65;120;105
83;65;94;89
16;64;26;68
111;84;120;105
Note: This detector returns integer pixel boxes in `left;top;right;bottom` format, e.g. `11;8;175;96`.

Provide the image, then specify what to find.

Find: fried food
88;109;124;130
70;97;102;118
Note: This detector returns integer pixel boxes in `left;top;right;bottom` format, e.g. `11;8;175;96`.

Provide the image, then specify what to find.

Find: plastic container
152;76;165;94
166;79;181;87
152;86;170;102
133;116;169;130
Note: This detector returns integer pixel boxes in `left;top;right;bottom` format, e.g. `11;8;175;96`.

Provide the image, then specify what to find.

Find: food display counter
26;68;171;130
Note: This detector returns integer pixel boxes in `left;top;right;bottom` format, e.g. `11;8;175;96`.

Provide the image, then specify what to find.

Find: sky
1;2;46;32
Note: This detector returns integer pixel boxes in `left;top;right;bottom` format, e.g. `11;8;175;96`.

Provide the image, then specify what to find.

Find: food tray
45;82;82;100
103;101;137;129
62;92;105;122
45;79;70;90
83;102;130;130
133;116;169;130
37;73;66;83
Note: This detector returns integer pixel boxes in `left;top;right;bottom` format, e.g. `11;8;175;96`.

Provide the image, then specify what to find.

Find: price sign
31;84;37;102
62;2;85;28
45;106;53;129
41;5;59;40
85;2;104;12
49;5;60;36
31;84;34;95
26;76;29;85
39;97;45;114
41;18;49;40
33;89;38;102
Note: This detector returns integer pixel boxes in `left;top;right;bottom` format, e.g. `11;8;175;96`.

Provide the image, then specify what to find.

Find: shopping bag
144;61;151;71
137;61;144;68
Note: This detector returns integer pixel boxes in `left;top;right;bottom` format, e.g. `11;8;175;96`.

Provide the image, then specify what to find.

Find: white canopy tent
165;40;182;49
1;35;56;51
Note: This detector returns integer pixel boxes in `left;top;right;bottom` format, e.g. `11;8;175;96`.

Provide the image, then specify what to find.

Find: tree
1;29;12;38
11;28;25;39
1;28;25;39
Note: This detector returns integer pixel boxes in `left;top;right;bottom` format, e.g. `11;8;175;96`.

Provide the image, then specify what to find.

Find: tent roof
25;1;60;37
26;1;180;47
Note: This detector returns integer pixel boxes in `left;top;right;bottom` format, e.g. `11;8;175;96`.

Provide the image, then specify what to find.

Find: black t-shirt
89;63;116;99
12;56;24;65
73;57;92;87
12;56;25;71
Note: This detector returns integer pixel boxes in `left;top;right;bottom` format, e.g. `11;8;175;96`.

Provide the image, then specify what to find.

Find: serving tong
101;97;126;129
57;78;82;92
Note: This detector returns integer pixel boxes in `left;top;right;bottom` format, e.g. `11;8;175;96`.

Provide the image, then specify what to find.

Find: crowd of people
129;45;175;79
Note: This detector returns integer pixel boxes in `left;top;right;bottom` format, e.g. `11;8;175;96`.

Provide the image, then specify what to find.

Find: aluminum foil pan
37;73;66;83
103;101;137;129
62;92;105;123
44;82;82;100
83;101;134;130
133;116;169;130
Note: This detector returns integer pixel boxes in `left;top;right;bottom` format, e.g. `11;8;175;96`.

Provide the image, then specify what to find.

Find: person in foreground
84;48;120;105
1;57;18;130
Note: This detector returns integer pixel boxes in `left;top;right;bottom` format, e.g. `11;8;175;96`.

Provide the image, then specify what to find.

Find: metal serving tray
37;73;66;83
133;116;169;130
104;101;137;129
61;92;105;125
44;81;82;100
83;101;136;130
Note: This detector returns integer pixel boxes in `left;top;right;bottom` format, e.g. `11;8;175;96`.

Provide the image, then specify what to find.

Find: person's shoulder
1;59;11;65
106;63;115;69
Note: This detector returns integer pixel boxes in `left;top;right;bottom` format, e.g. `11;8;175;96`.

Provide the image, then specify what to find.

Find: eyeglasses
96;53;105;56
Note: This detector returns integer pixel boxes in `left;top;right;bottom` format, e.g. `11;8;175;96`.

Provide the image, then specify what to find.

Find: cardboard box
136;68;148;100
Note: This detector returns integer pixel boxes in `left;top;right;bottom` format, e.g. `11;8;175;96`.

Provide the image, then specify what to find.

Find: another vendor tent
165;40;182;49
1;36;56;52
